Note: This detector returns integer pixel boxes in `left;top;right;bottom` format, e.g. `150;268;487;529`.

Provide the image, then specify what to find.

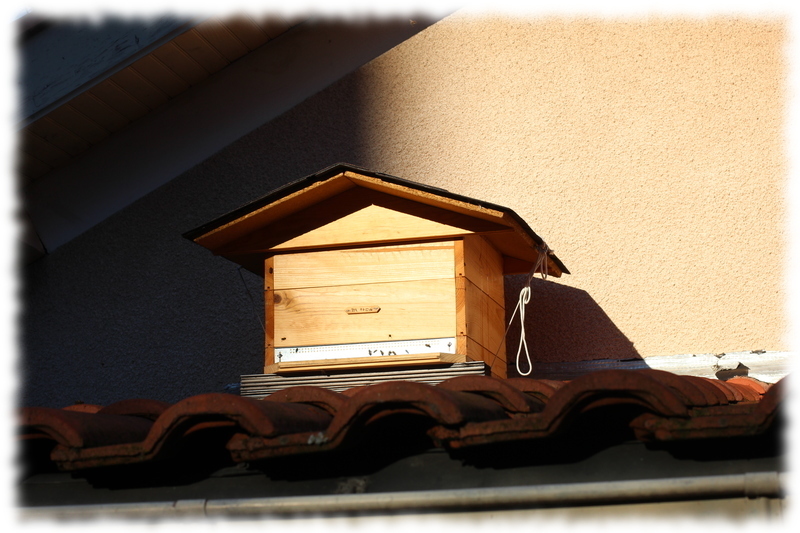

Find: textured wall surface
21;14;787;406
350;14;787;364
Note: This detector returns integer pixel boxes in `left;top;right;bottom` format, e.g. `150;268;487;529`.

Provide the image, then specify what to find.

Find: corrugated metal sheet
240;362;487;397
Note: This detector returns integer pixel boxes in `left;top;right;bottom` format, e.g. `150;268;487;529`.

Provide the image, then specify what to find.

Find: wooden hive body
185;164;568;378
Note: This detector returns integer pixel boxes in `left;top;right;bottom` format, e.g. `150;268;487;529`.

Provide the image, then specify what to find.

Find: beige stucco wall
21;14;789;406
350;14;787;361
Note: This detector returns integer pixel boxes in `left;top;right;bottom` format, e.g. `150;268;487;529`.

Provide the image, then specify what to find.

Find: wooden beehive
185;164;568;378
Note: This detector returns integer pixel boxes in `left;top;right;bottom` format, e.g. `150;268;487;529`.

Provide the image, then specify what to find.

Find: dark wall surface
21;69;372;407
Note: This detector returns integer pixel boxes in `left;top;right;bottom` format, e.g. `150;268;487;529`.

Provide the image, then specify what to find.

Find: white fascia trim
19;471;785;521
531;351;792;383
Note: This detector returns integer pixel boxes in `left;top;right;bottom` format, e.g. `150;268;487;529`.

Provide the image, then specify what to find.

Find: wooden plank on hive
502;256;535;275
217;187;511;256
462;235;505;306
264;256;276;367
273;278;456;347
465;337;507;378
343;171;508;225
456;277;506;363
273;242;456;290
264;353;470;374
271;204;477;251
487;231;563;277
194;173;356;250
455;239;468;357
455;239;507;378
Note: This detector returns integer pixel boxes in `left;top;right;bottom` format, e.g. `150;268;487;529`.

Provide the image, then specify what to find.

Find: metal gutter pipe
20;471;785;521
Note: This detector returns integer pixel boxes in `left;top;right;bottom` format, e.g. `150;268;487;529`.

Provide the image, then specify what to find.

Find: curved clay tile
432;370;693;450
635;369;710;406
231;381;513;462
727;377;769;396
710;380;745;403
631;378;784;442
677;375;727;406
98;399;173;420
542;370;690;423
703;379;739;403
501;378;559;402
436;375;545;413
340;385;369;397
324;381;509;439
19;375;786;471
144;393;333;442
62;403;103;413
724;382;760;402
264;386;348;415
537;379;567;390
49;393;333;470
751;378;782;423
20;407;153;449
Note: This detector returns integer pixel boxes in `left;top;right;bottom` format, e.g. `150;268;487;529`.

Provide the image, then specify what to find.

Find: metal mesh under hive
240;362;487;398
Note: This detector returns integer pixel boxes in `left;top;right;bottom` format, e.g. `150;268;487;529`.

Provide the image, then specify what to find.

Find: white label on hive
345;306;381;314
276;337;456;362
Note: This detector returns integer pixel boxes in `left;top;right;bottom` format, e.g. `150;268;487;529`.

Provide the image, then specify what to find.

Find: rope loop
493;243;552;377
513;285;532;375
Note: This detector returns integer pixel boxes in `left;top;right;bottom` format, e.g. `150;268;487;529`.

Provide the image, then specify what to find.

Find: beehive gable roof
184;163;569;276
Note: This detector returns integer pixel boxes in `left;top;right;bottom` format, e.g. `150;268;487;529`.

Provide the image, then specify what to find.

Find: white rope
495;244;550;377
511;285;533;376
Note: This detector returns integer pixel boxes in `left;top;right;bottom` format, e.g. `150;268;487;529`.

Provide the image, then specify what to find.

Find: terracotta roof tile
503;377;559;401
635;369;710;405
97;398;172;420
18;370;783;472
679;375;729;405
61;403;103;413
262;385;348;415
710;380;745;402
727;376;769;396
436;375;545;413
21;407;154;449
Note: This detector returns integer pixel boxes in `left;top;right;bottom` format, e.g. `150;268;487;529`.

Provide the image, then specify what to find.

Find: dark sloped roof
20;370;780;472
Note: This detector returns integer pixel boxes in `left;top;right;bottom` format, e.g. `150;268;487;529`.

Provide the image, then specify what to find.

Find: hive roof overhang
184;163;569;276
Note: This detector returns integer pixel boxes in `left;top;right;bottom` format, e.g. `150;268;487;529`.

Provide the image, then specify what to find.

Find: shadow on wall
503;275;640;377
21;21;429;408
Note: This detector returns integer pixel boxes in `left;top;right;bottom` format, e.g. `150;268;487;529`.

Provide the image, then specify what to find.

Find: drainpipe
20;471;785;520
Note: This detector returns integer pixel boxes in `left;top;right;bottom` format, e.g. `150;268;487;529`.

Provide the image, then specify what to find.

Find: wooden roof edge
494;213;570;276
182;163;569;274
